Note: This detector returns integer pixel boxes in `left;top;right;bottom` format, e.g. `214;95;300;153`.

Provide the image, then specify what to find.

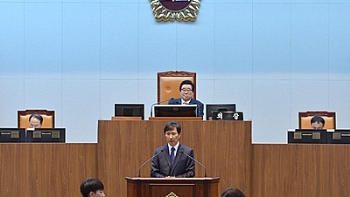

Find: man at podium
151;121;195;178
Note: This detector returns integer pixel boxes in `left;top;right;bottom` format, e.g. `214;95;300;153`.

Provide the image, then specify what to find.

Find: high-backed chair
18;109;55;128
157;71;196;103
299;111;336;129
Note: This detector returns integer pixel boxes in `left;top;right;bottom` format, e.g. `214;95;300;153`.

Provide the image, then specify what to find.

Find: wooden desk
2;120;349;197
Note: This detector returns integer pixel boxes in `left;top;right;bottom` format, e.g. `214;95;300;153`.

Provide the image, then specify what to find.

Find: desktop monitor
288;129;327;144
115;104;145;120
26;128;65;143
205;104;236;120
0;128;26;143
153;105;197;117
327;129;350;144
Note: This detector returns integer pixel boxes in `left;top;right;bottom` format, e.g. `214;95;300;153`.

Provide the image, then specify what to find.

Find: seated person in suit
168;79;204;117
29;114;43;128
80;178;105;197
311;116;325;130
151;121;195;178
221;187;246;197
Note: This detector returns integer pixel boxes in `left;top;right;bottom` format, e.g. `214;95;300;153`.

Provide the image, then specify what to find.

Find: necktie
170;147;175;165
183;102;188;105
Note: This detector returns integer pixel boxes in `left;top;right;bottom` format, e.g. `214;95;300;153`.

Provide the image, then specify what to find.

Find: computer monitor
153;104;197;117
327;129;350;144
0;128;26;143
26;128;65;143
115;104;145;120
288;129;327;144
205;104;236;120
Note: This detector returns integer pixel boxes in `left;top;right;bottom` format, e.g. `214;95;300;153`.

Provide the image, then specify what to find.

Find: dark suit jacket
168;98;204;117
151;144;195;178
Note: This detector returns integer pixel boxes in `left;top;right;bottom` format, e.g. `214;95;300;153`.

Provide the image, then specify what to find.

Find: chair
157;71;196;103
18;109;55;128
299;111;336;129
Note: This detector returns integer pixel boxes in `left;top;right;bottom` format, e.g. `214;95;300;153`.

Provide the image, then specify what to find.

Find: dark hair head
164;121;181;134
80;178;104;197
221;187;246;197
29;114;43;124
179;80;194;92
310;116;325;126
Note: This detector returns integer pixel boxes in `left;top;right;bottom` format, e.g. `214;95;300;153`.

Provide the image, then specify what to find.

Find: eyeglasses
181;89;192;92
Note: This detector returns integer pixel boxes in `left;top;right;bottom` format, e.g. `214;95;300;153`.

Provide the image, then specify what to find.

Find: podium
125;177;220;197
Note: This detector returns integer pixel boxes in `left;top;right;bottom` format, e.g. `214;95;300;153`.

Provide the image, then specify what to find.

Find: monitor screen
205;104;236;120
153;105;197;117
26;128;65;143
327;129;350;144
288;129;327;144
115;104;145;120
0;128;26;143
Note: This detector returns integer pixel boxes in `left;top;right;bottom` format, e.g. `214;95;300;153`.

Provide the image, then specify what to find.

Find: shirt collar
181;99;191;105
168;142;180;153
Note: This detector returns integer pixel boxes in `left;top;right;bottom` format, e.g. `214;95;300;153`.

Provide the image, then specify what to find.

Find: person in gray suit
151;121;195;178
168;79;204;117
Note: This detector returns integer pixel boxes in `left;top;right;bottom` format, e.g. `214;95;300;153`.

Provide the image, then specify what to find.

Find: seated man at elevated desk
151;121;195;178
168;80;204;117
311;116;325;130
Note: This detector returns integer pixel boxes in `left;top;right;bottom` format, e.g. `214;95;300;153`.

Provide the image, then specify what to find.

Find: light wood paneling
252;144;350;197
2;121;349;197
0;144;97;196
97;120;252;197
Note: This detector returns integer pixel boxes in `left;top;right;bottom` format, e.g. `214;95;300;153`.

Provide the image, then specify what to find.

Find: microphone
181;149;207;177
138;150;164;177
150;98;174;117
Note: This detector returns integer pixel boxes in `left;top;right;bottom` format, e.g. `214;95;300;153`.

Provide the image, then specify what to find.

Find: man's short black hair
80;178;104;197
29;114;43;124
164;121;181;135
310;116;325;126
179;80;194;91
221;187;246;197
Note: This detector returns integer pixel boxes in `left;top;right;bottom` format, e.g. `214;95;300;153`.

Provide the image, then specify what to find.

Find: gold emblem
165;192;179;197
149;0;201;22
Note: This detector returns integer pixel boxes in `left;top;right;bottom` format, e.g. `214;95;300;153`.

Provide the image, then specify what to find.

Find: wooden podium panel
125;177;220;197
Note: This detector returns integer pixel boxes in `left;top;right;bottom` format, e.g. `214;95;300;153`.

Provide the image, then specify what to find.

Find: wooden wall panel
0;144;97;196
97;120;252;197
252;144;350;197
3;121;349;197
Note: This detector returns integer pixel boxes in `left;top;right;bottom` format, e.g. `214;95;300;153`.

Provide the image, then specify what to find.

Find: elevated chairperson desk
126;177;220;197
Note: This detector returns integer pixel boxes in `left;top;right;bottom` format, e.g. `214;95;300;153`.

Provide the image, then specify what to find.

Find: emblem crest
149;0;201;22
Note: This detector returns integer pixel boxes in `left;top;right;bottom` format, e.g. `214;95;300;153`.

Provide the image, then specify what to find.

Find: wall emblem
149;0;201;22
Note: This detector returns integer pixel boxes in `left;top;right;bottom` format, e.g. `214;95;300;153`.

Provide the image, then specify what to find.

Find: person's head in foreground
80;178;105;197
221;187;246;197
